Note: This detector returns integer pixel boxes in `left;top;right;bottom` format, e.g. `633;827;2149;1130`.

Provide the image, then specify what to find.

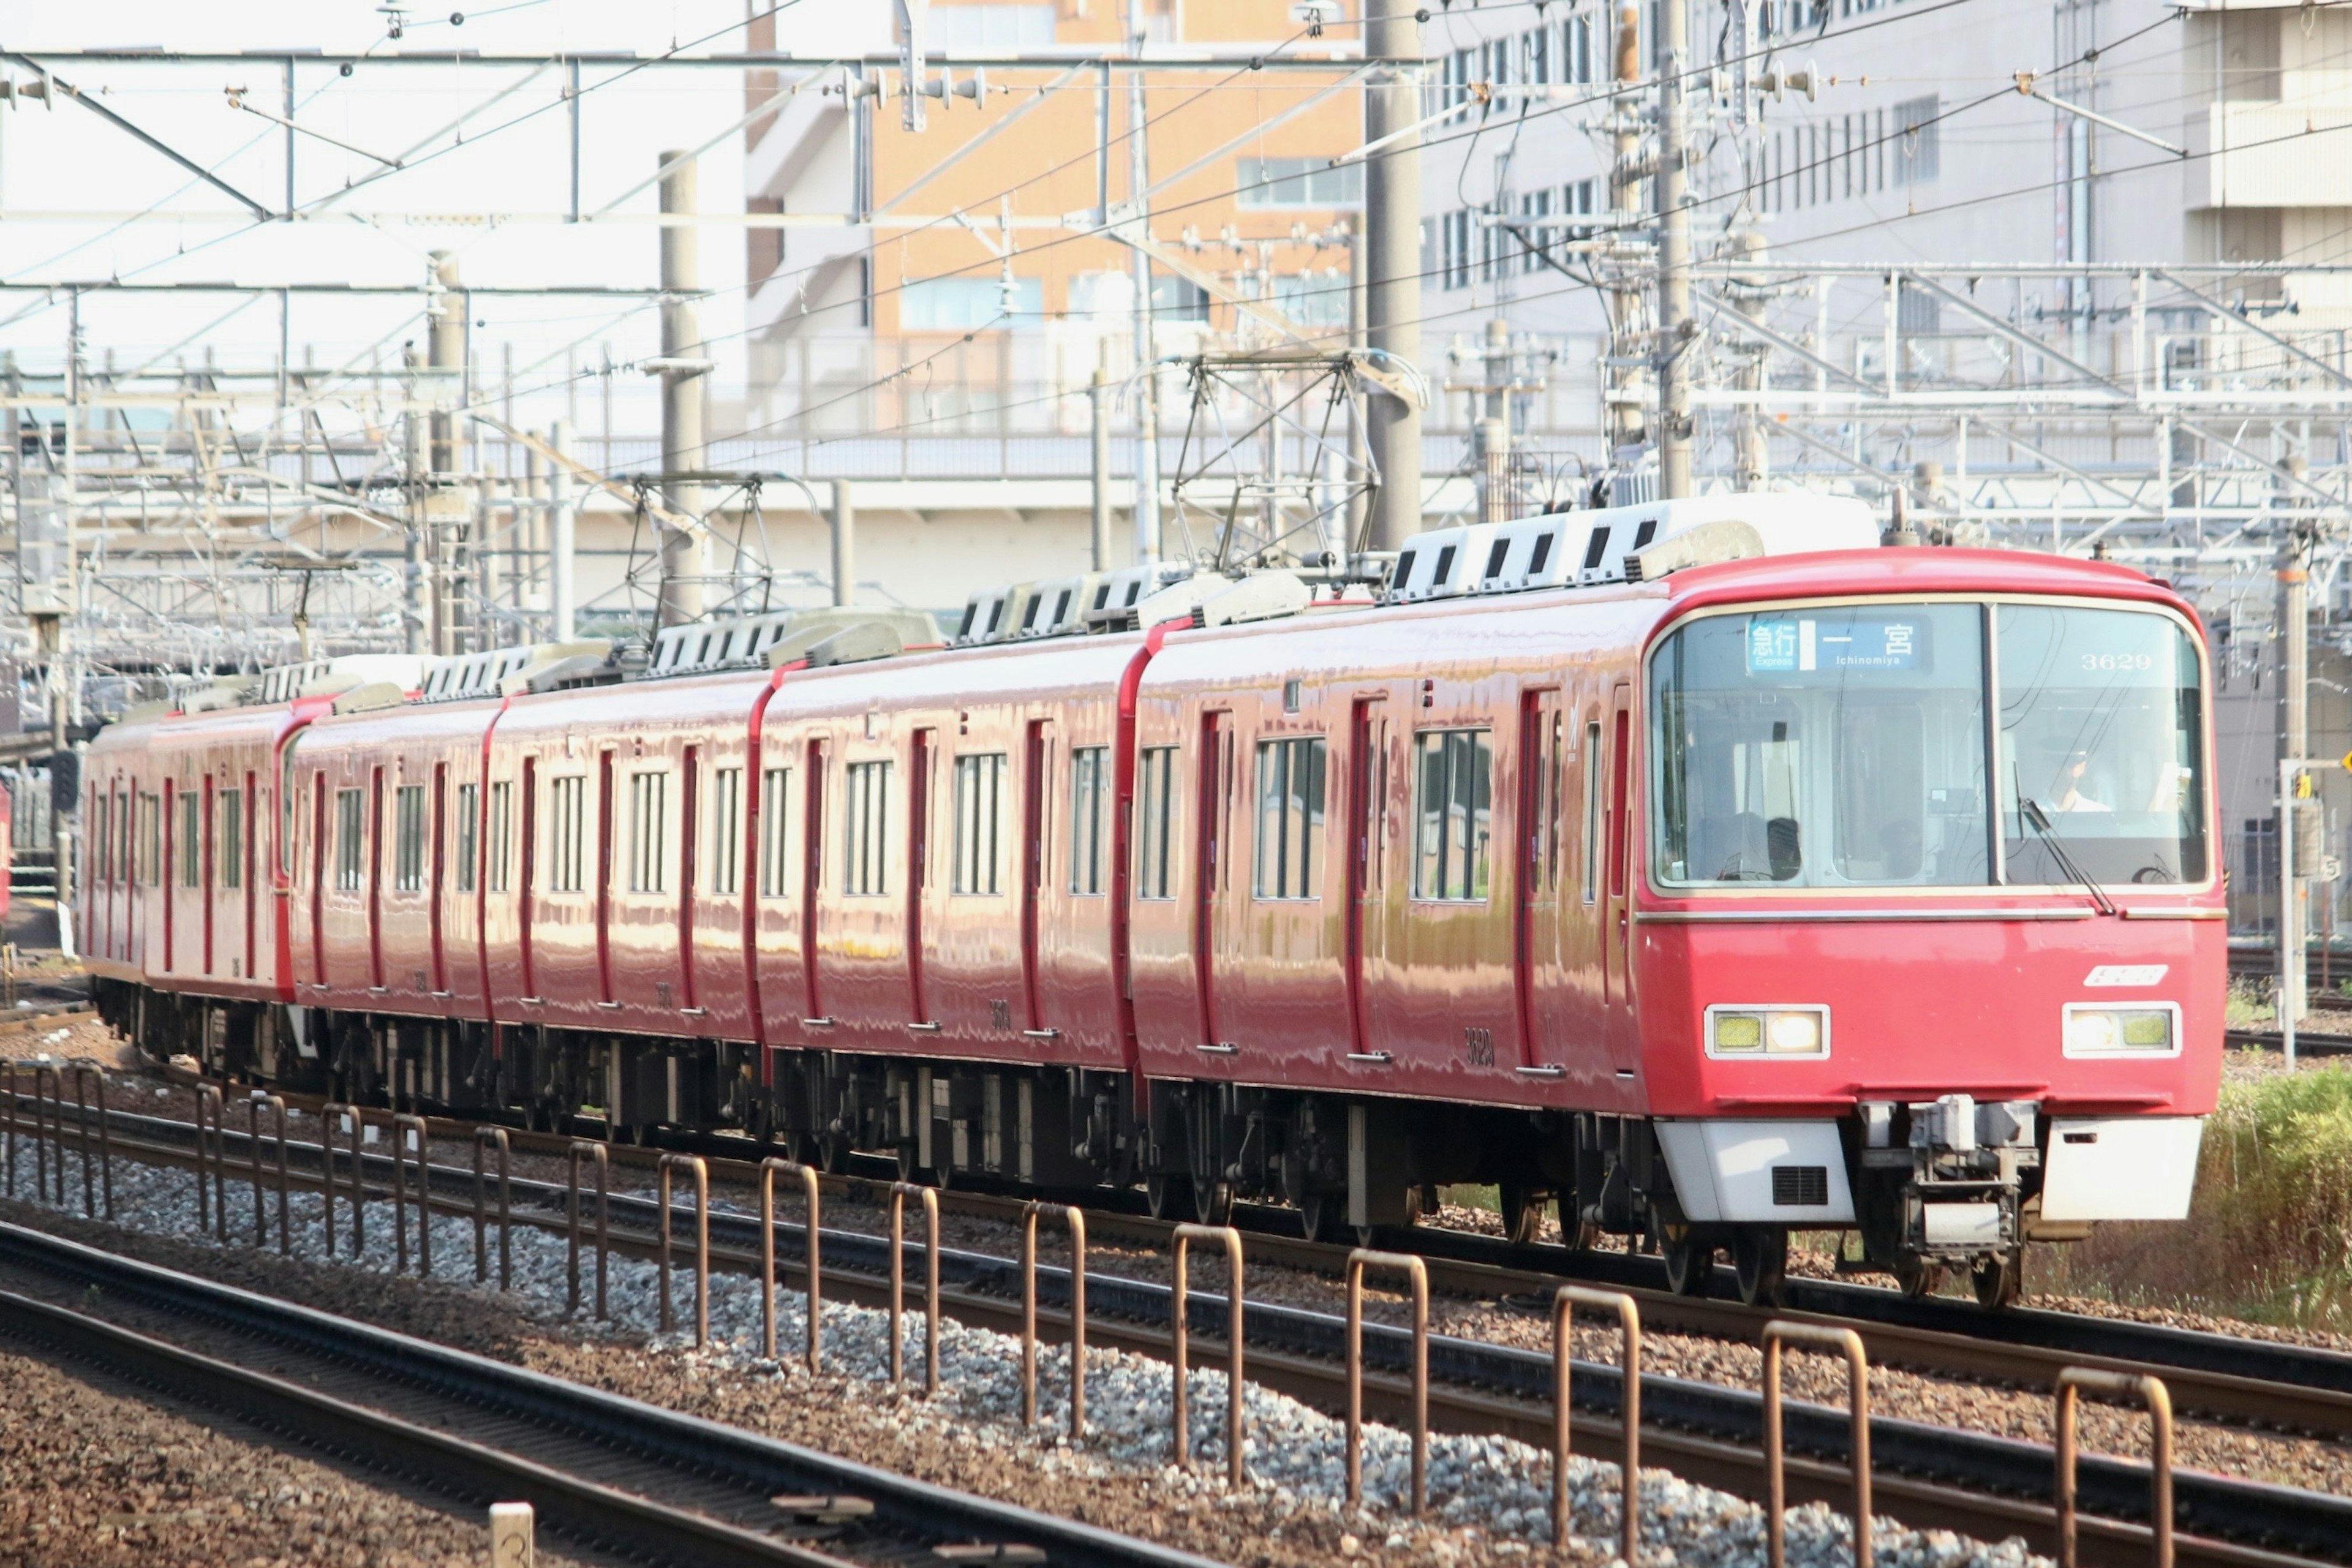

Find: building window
455;783;480;892
1070;746;1109;895
1526;23;1551;84
900;275;1042;331
1580;720;1604;903
178;791;201;888
843;760;891;896
1894;95;1939;184
394;784;426;892
759;767;792;898
712;766;742;896
953;753;1006;895
219;788;243;890
548;775;587;894
1414;729;1494;901
1254;737;1327;900
628;771;667;894
334;788;365;892
1275;270;1352;328
1235;156;1362;208
488;780;511;892
1566;10;1596;82
1136;745;1177;899
1442;209;1474;291
1520;189;1553;273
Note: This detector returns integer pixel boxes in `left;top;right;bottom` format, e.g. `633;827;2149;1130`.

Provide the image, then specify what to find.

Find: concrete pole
1090;364;1114;571
1124;1;1162;567
1363;0;1424;552
1476;418;1511;526
478;484;504;650
2280;522;2312;1024
658;151;707;629
548;421;578;641
830;479;856;607
427;252;470;655
1606;0;1644;452
1482;317;1510;425
1654;0;1694;499
1730;226;1771;491
524;434;549;635
1346;214;1370;557
404;370;429;656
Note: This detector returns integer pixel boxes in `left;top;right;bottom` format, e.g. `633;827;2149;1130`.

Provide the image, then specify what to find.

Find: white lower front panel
2038;1115;2205;1221
1654;1120;1857;1224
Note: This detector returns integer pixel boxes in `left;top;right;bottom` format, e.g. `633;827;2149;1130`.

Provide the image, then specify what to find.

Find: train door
595;748;616;1007
368;766;388;992
802;737;828;1026
202;773;216;975
1021;718;1051;1036
679;744;700;1013
1346;698;1392;1055
1193;710;1238;1052
310;774;328;986
518;756;539;1000
243;769;258;984
907;728;934;1028
429;761;448;995
1517;689;1570;1071
1602;683;1634;1013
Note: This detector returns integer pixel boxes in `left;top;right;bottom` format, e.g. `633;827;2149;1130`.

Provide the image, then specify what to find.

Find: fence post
888;1181;941;1393
2;1060;15;1198
1170;1223;1246;1486
1021;1202;1088;1441
759;1156;820;1370
566;1140;609;1319
246;1092;287;1249
391;1113;431;1275
1551;1285;1642;1561
72;1063;112;1221
65;1061;99;1217
1761;1320;1871;1568
656;1153;709;1348
320;1102;350;1257
472;1127;512;1289
31;1061;56;1204
2056;1368;2173;1568
1343;1250;1429;1514
195;1082;226;1240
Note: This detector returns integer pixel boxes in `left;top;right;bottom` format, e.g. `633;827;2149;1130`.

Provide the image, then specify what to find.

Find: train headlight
2062;1002;2178;1057
1707;1006;1828;1057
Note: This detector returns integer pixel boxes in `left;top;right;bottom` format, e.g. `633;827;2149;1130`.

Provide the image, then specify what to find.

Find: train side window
487;780;512;893
1580;720;1603;904
1136;745;1178;899
710;767;742;895
140;792;160;886
178;791;202;888
219;788;244;890
1412;728;1493;901
1253;736;1327;900
758;767;792;898
548;775;587;893
1069;745;1109;895
95;793;111;884
628;771;668;893
952;753;1006;895
454;783;480;892
334;788;365;891
843;760;891;895
394;784;427;891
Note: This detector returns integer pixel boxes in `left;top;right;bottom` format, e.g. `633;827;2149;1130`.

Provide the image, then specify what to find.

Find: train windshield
1649;600;2206;890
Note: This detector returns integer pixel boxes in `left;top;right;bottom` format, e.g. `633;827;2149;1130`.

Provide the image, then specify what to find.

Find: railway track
0;1219;1221;1568
12;1095;2352;1567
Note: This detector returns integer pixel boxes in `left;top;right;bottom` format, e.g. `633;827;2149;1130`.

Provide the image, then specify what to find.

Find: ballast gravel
0;1147;2057;1568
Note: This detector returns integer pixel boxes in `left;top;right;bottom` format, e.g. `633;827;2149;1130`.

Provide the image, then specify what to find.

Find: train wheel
1659;1227;1714;1297
1299;1189;1348;1244
1732;1227;1788;1306
1498;1185;1547;1247
1894;1255;1943;1299
1971;1253;2023;1311
816;1129;855;1175
1193;1179;1236;1227
1145;1172;1193;1221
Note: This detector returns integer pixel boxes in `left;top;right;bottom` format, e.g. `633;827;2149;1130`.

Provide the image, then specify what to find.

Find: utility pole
2278;510;2316;1029
657;149;707;629
1090;360;1114;571
1729;225;1771;490
1605;0;1645;458
548;420;577;641
1654;0;1693;499
1363;0;1425;552
426;252;471;657
1125;0;1161;566
404;343;429;656
830;480;856;607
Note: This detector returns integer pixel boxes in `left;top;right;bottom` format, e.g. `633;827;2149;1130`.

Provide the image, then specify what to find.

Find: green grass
2041;1059;2352;1329
2225;978;2275;1028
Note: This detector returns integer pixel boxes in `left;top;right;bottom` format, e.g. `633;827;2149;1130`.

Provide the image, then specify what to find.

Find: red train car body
82;528;2225;1305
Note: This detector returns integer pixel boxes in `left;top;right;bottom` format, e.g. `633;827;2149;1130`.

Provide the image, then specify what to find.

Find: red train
80;496;2225;1306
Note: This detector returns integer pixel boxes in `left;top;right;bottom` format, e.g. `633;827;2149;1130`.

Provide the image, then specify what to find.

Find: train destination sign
1746;615;1928;674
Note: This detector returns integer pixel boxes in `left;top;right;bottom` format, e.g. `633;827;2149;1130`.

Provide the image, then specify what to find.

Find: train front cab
1631;562;2223;1306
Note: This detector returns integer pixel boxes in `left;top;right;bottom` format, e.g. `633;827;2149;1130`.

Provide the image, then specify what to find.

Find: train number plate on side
1464;1026;1494;1067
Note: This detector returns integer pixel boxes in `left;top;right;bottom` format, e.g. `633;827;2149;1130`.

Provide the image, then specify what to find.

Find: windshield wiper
2020;798;2118;915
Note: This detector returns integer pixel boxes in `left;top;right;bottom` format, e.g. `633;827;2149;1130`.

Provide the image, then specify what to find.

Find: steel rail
0;1222;1228;1568
8;1112;2348;1568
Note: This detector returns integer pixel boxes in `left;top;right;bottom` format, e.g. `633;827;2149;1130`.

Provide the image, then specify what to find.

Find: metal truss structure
1163;349;1382;575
